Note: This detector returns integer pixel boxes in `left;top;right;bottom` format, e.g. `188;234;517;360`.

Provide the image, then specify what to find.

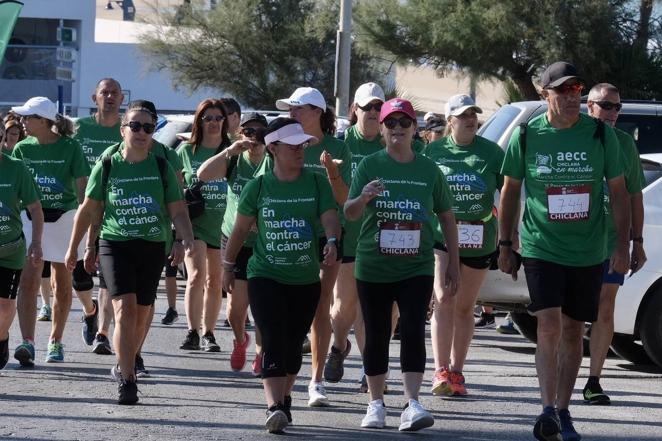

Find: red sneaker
252;352;262;377
449;371;468;396
431;366;452;396
230;332;250;372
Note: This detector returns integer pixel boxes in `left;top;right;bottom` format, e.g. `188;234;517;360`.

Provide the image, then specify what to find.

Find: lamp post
334;0;351;118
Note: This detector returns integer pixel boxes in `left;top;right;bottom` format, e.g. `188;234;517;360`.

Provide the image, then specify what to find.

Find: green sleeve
11;145;23;160
493;146;506;190
165;147;184;173
237;176;260;217
19;162;40;206
164;161;184;203
254;154;273;177
620;133;644;194
500;126;525;180
176;144;194;186
603;125;624;180
432;167;453;214
338;142;352;186
70;139;91;178
85;161;105;201
348;157;369;200
316;174;336;215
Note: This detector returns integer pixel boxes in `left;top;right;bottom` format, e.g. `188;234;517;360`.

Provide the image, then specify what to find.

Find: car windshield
153;120;191;150
616;115;662;155
478;105;522;143
641;158;662;188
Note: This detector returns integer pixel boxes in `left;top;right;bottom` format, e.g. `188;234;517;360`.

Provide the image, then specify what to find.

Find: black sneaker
474;312;496;328
135;354;150;378
323;339;351;383
582;381;610;405
118;379;139;405
161;307;178;325
533;406;561;441
92;333;113;355
0;338;8;370
265;403;288;433
223;319;231;328
283;395;293;423
558;409;581;441
81;299;99;346
200;331;220;352
180;329;200;350
301;336;311;355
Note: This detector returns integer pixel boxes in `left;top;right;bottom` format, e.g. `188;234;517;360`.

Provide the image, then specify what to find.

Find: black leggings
357;275;433;376
248;277;320;378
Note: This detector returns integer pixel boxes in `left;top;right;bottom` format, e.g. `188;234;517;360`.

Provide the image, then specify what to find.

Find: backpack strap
154;154;169;194
519;122;528;155
101;155;112;198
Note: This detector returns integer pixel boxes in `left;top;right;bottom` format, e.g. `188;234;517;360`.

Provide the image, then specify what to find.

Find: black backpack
184;148;236;220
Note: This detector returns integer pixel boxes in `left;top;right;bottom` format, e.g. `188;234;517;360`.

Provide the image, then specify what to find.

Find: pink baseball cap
379;98;416;123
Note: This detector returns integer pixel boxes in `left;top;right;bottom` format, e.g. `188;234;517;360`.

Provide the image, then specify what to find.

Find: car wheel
510;311;537;343
610;334;652;365
640;292;662;368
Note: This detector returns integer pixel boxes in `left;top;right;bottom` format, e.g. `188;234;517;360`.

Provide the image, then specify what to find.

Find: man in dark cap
498;62;631;441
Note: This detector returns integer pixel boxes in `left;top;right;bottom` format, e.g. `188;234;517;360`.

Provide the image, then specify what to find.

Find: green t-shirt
177;143;227;246
74;116;122;169
349;150;453;283
12;136;90;210
425;135;504;257
0;154;41;269
86;151;183;242
501;113;624;266
343;125;384;257
604;128;645;255
222;151;263;247
238;169;336;285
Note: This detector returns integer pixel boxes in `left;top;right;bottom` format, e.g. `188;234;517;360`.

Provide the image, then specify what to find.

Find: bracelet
632;236;644;244
222;260;236;269
498;240;513;247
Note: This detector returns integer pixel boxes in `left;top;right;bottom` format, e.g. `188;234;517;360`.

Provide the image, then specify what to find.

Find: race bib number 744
547;185;590;222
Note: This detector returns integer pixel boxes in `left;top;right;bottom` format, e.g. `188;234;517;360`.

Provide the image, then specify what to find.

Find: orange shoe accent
449;371;467;396
431;366;453;396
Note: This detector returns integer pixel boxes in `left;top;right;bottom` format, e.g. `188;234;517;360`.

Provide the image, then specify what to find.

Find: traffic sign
56;47;77;62
55;66;75;82
56;27;76;43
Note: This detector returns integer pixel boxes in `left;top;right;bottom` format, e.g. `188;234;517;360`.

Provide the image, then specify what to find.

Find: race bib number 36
379;222;421;256
547;185;590;222
457;222;484;249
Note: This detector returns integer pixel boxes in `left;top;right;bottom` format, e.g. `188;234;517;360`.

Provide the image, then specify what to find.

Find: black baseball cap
127;99;157;118
240;112;268;127
541;62;583;89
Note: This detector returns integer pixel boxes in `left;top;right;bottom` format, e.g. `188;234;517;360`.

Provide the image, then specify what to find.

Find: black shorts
523;258;603;322
460;252;495;270
98;239;165;306
220;234;253;281
194;236;221;250
341;255;355;264
318;235;343;262
164;254;179;278
41;260;51;278
0;266;21;300
73;259;94;291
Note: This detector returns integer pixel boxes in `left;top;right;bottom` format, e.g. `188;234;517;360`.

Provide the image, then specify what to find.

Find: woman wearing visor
222;117;340;433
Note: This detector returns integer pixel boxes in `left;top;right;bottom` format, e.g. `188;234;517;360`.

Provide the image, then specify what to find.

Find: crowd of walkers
0;60;646;440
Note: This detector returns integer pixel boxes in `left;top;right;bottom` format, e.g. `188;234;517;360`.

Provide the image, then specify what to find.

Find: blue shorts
602;260;625;286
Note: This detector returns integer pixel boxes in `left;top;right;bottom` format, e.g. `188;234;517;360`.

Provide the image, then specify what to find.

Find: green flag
0;0;23;67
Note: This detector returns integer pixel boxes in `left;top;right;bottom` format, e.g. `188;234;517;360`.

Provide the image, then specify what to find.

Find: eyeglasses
240;127;261;137
201;115;225;123
551;83;584;95
594;100;622;111
358;102;382;112
383;116;414;129
122;121;156;134
274;141;309;151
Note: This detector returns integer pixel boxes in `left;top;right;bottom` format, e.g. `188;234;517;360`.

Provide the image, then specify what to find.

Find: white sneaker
307;382;330;407
361;399;386;428
399;399;434;432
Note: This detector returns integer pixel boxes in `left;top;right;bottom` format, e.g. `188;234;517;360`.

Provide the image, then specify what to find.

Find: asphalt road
1;277;661;440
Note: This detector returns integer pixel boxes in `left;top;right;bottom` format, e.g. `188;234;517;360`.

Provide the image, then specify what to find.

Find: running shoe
558;408;581;441
359;374;389;394
324;339;351;383
230;332;250;371
265;403;288;433
161;307;179;325
307;382;330;407
399;399;434;432
81;299;99;346
14;341;35;367
45;341;64;363
117;378;139;405
582;381;610;405
431;366;453;396
252;353;262;377
533;406;561;441
0;338;8;369
110;364;122;382
222;319;231;328
37;304;51;321
180;329;200;350
302;336;311;354
201;331;221;353
135;354;149;378
283;395;293;423
361;399;386;429
496;317;520;335
92;333;113;355
475;312;496;328
449;371;468;396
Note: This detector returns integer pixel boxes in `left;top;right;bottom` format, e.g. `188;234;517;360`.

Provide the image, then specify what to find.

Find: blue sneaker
45;341;64;363
533;406;561;441
14;341;35;367
82;299;99;346
559;409;581;441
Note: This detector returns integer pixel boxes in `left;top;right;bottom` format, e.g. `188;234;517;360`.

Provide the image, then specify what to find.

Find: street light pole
334;0;351;117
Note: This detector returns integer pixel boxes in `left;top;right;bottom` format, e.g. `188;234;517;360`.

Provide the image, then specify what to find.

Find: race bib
547;185;590;222
457;222;484;249
379;222;421;256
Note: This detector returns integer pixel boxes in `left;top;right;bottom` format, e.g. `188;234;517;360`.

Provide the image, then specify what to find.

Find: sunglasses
383;116;414;129
123;121;156;134
274;141;309;151
594;100;622;111
201;115;225;123
240;127;262;137
358;102;383;112
552;83;583;95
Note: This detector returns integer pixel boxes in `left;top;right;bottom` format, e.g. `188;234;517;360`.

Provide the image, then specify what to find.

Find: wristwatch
498;240;513;247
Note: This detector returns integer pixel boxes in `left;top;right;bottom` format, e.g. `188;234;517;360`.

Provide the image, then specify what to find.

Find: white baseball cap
264;120;318;146
423;111;441;122
354;82;385;107
11;96;58;121
444;94;482;119
276;87;327;111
